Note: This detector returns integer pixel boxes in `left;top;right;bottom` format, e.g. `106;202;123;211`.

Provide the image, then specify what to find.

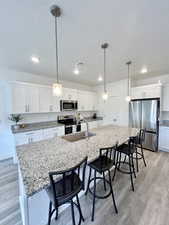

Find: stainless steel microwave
60;100;78;111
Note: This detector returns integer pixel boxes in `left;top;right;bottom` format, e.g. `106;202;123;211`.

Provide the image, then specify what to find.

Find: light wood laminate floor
1;150;168;225
0;158;22;225
49;150;169;225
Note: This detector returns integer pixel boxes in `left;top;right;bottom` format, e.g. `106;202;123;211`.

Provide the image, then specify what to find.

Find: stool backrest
49;157;87;207
99;146;115;159
139;129;145;144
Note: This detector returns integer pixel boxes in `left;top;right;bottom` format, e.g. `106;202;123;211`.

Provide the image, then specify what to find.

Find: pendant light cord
104;48;106;93
127;63;129;96
55;16;59;83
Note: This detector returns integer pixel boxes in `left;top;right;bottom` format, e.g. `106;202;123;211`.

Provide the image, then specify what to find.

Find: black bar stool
112;137;137;191
85;146;118;221
134;129;147;172
46;157;87;225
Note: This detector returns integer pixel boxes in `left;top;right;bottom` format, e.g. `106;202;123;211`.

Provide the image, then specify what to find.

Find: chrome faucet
75;113;89;137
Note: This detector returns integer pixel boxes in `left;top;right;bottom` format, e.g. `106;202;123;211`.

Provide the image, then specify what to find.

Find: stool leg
85;167;92;195
136;147;139;172
103;172;107;191
141;145;147;167
131;154;136;178
71;200;76;225
76;194;85;222
108;170;118;214
48;201;52;225
91;170;97;221
55;208;58;220
112;151;119;181
129;155;134;191
123;155;127;164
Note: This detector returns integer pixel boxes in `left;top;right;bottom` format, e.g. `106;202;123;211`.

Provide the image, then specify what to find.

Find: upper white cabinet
11;83;39;114
162;85;169;111
131;84;161;100
9;82;97;114
39;87;60;112
78;91;96;111
62;88;78;100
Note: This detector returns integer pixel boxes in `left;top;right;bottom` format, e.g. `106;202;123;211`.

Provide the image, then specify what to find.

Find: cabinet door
15;133;29;146
11;83;26;114
159;127;169;151
26;85;39;113
162;86;169;111
62;88;77;100
39;87;53;112
77;91;87;111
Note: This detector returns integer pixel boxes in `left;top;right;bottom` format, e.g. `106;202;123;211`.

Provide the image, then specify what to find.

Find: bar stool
85;146;118;221
112;137;137;191
46;157;87;225
134;129;147;172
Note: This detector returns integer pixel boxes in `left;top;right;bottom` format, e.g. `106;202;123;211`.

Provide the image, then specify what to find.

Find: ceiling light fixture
73;62;84;75
140;67;148;74
98;75;103;82
31;56;40;64
125;61;132;102
101;43;109;101
50;5;63;97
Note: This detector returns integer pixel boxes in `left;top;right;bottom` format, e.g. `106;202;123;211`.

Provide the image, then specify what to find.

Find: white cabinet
43;127;64;139
88;121;98;129
15;130;43;146
39;87;60;112
62;88;78;100
10;83;39;114
131;84;161;100
159;126;169;152
77;91;96;111
15;126;64;146
162;85;169;111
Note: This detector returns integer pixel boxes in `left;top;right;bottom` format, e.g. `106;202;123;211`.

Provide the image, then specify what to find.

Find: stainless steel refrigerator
129;98;160;151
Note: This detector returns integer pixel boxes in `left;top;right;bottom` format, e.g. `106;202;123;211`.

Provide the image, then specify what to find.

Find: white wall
95;79;129;126
0;81;15;160
0;68;94;160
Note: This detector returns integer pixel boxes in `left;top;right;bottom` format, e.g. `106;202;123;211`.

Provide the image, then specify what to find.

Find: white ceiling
0;0;169;86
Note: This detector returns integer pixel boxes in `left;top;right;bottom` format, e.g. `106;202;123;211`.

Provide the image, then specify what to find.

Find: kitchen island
17;125;138;225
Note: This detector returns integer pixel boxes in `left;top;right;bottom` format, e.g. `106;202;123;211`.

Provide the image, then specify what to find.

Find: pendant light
50;5;62;97
125;61;132;102
101;43;109;101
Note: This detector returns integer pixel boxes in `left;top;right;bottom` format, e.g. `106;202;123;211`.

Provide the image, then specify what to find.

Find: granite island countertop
16;125;138;197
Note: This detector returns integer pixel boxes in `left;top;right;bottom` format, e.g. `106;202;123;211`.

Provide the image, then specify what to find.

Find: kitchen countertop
11;121;64;134
11;117;103;134
160;120;169;127
16;125;138;197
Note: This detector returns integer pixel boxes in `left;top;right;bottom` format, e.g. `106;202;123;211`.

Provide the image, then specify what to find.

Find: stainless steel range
58;115;81;135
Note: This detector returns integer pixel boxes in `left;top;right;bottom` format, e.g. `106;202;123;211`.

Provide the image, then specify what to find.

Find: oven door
65;126;73;135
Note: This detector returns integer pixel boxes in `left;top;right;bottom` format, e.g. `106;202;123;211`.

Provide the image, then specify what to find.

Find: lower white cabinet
15;130;43;146
159;126;169;152
14;126;64;146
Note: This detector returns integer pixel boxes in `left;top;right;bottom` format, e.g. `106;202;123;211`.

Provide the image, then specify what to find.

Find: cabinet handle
27;104;29;112
25;105;27;112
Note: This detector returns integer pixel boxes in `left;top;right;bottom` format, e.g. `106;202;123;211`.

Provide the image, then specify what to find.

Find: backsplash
18;111;97;124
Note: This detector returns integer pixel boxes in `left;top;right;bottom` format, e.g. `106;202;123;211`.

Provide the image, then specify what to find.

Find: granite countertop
160;120;169;127
12;121;64;134
12;117;103;134
16;125;138;197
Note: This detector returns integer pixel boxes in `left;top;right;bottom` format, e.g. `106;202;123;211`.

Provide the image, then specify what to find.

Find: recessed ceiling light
98;76;103;81
73;68;80;75
140;67;148;74
31;56;40;64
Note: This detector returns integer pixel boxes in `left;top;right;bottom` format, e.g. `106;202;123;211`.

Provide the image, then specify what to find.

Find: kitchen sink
62;131;96;142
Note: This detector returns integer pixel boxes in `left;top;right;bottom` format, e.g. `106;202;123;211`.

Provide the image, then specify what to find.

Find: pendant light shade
126;61;132;102
101;43;109;101
50;5;63;97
